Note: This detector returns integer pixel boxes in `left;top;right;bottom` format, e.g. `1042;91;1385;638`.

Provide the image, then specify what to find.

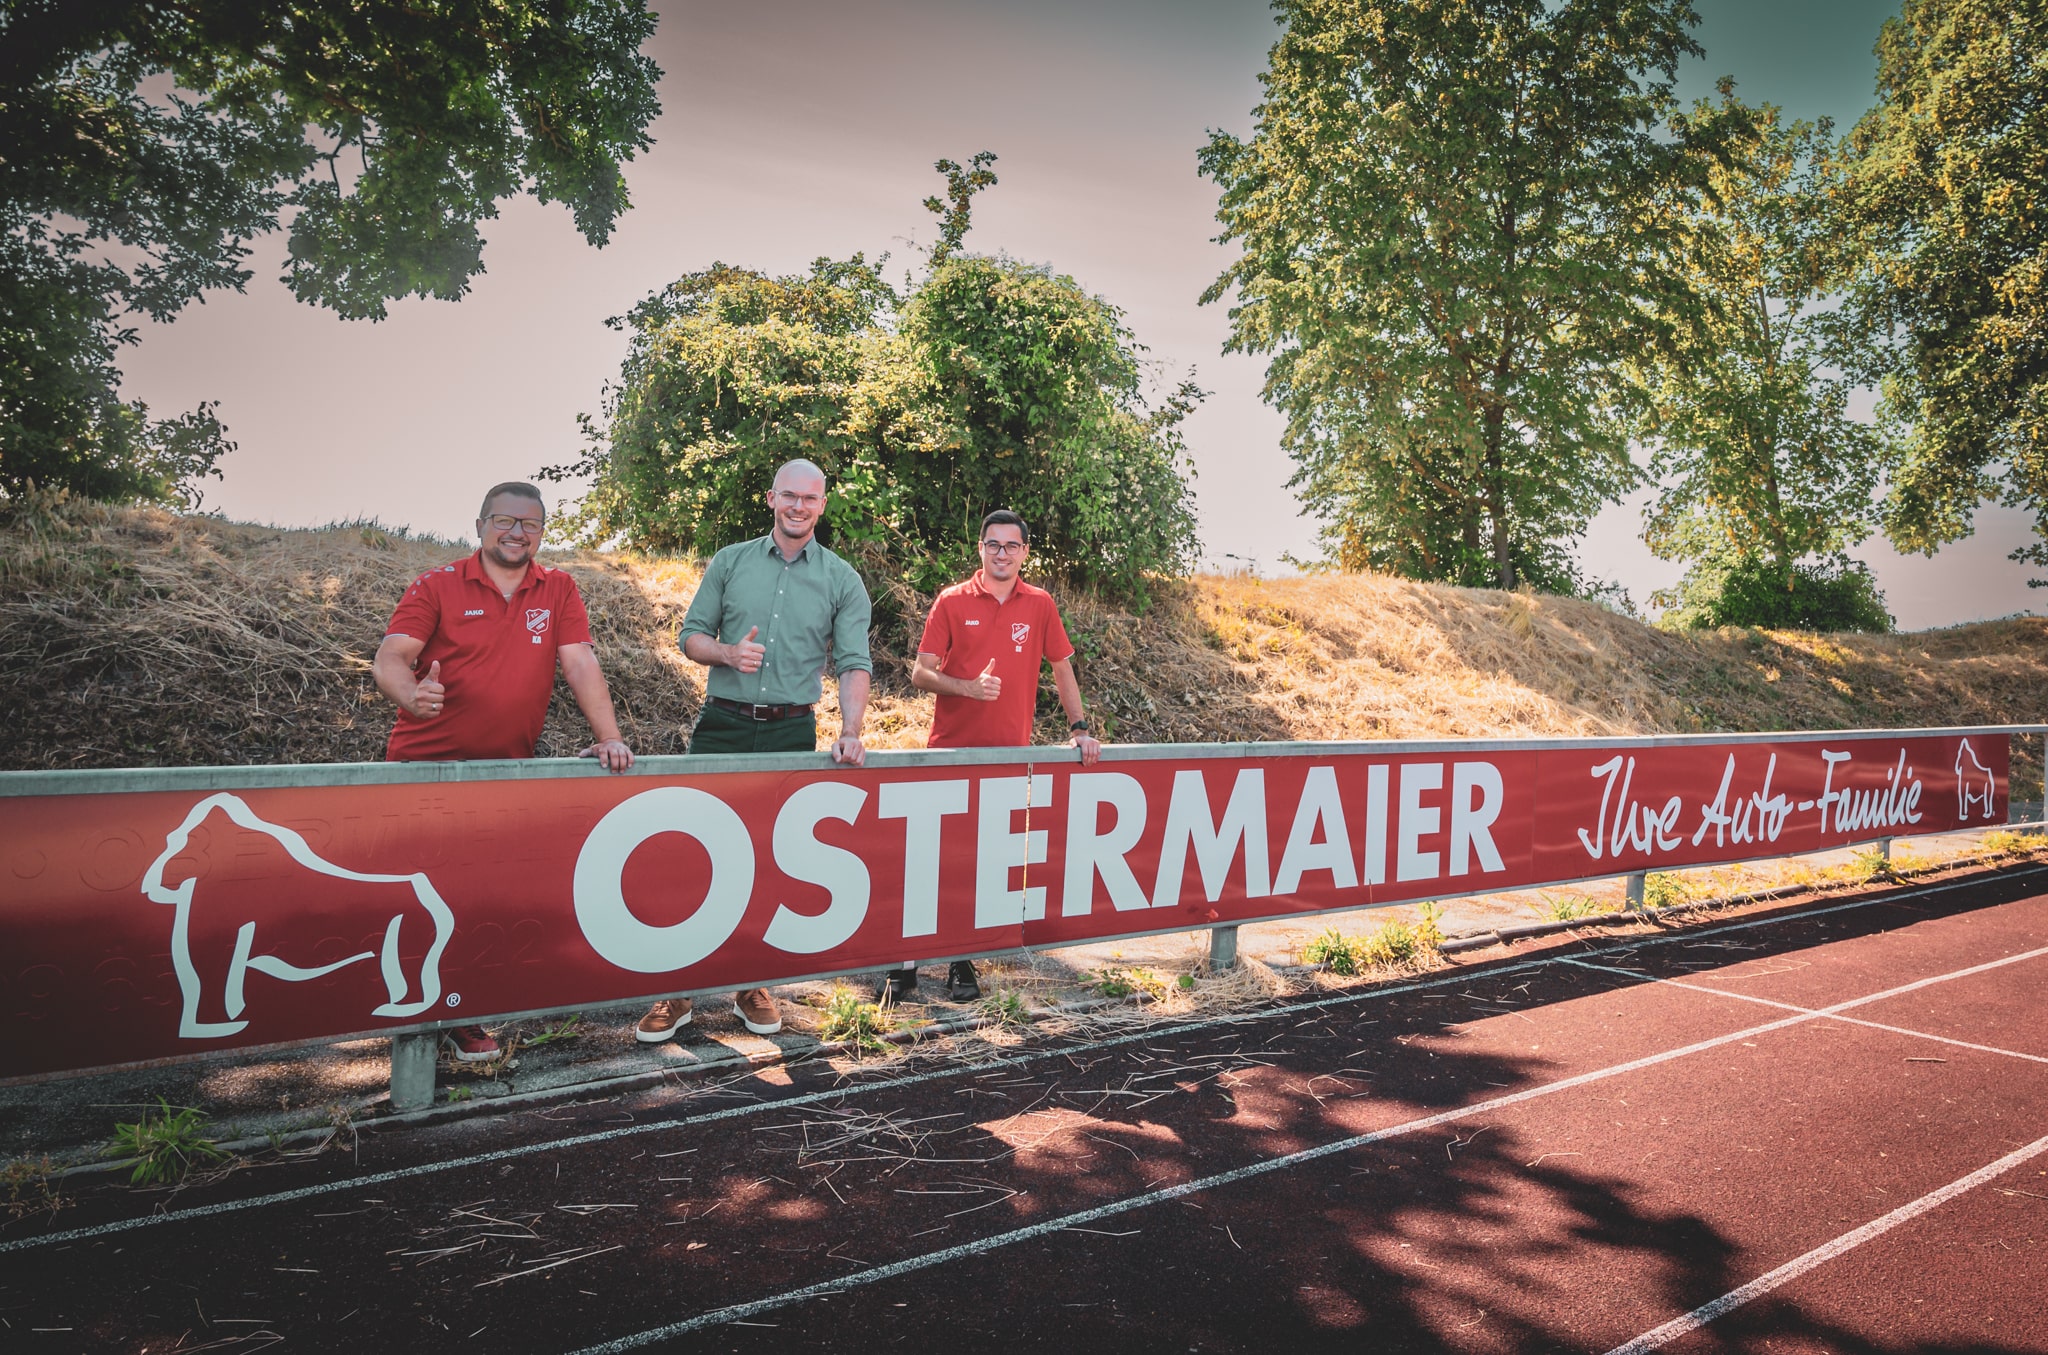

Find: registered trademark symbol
446;993;462;1008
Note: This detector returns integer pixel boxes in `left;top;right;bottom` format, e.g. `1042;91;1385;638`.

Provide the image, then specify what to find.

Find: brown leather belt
707;695;815;722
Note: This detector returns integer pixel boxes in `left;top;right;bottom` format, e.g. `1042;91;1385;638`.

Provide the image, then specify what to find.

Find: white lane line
1559;956;2048;1066
1601;1130;2048;1355
566;1006;1831;1353
5;868;2038;1256
0;968;1547;1256
564;936;2048;1352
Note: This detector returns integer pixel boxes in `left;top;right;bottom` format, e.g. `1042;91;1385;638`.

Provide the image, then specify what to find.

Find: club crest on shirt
1011;622;1030;644
526;609;551;634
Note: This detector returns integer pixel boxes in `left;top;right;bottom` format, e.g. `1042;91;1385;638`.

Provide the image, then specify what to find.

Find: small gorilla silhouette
1955;738;1998;823
141;793;456;1040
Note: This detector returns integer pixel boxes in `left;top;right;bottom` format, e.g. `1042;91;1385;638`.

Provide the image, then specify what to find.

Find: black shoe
876;966;919;1003
947;960;981;1002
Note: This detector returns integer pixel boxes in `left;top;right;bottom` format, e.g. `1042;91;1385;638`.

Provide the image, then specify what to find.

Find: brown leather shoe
732;988;782;1035
635;998;693;1044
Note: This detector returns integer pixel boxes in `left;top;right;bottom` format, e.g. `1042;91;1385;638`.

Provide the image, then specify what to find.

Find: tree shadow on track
660;876;2048;1353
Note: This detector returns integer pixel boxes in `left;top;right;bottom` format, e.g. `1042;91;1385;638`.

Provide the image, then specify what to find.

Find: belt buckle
749;703;771;721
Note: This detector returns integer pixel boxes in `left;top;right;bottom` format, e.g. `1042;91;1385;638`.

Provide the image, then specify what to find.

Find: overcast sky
116;0;2035;631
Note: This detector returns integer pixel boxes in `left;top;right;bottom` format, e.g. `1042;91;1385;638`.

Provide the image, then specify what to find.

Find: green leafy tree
1199;0;1732;590
546;158;1202;607
1637;101;1894;631
0;0;662;505
1838;0;2048;575
923;152;999;264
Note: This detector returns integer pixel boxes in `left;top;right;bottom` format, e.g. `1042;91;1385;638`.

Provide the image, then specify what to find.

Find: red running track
3;867;2045;1353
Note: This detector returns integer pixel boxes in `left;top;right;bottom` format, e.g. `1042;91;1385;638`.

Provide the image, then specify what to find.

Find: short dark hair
480;482;546;519
980;509;1029;545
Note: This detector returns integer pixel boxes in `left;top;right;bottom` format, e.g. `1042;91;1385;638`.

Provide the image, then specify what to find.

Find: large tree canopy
547;161;1202;609
0;0;661;504
1637;102;1894;631
1838;0;2048;575
1200;0;1731;591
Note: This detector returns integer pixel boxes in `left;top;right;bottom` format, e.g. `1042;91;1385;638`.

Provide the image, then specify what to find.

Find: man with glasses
877;509;1101;1003
633;458;874;1044
373;481;635;1062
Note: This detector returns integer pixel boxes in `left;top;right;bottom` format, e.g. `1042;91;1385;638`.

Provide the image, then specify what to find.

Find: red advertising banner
0;731;2009;1081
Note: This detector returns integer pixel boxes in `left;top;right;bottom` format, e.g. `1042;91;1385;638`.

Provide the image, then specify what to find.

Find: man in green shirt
636;458;874;1042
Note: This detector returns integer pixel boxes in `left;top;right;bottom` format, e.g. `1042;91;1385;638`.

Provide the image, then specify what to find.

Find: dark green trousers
686;703;817;755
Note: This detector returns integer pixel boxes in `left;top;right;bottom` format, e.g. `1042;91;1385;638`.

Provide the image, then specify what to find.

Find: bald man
635;459;874;1042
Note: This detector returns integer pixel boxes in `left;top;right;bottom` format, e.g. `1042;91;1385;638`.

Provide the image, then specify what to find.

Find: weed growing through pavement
815;984;895;1052
104;1098;226;1184
1302;928;1359;975
1538;894;1612;922
1849;847;1894;881
1093;966;1170;1001
2;1155;67;1221
1981;829;2048;857
521;1014;584;1047
1643;872;1693;910
1356;919;1419;966
446;1085;474;1103
977;989;1030;1027
1304;912;1440;975
1414;901;1444;951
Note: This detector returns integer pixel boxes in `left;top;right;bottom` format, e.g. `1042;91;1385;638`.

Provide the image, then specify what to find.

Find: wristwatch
1070;719;1091;733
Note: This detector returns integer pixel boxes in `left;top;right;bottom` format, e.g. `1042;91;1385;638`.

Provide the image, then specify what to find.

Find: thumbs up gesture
412;660;446;720
972;657;1002;702
728;626;765;674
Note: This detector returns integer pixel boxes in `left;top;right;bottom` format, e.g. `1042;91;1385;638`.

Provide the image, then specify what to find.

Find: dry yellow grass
3;501;2045;794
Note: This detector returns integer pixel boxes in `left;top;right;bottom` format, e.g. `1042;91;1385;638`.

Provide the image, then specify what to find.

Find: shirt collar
964;570;1028;601
764;533;815;563
461;550;542;594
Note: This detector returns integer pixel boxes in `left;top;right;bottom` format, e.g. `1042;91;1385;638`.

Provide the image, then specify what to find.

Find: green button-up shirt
679;534;874;706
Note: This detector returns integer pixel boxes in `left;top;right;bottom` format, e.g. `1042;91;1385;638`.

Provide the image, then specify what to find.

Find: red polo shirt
920;573;1075;749
382;552;593;762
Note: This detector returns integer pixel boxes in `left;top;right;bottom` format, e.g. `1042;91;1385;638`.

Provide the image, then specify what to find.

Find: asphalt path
4;869;2045;1353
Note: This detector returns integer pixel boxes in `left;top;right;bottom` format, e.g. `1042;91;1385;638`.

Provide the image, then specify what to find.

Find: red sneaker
446;1025;500;1062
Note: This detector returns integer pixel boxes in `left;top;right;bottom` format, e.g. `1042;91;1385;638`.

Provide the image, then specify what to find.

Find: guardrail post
1625;873;1647;911
389;1032;438;1113
1208;924;1239;971
1878;837;1892;864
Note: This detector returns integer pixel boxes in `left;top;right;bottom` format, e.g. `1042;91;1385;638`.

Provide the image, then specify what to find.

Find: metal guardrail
4;723;2044;797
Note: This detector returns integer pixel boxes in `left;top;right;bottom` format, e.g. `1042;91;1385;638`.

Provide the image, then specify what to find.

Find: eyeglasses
980;540;1026;556
485;514;544;535
772;491;823;508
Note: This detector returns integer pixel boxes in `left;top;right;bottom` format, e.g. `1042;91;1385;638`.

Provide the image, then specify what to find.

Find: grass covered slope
3;501;2045;776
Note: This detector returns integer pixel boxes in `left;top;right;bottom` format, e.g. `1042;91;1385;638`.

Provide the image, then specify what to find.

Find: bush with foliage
545;159;1201;608
1653;546;1892;633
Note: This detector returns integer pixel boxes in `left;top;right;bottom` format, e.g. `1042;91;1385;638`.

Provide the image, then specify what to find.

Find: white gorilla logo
141;793;456;1040
1955;739;1998;823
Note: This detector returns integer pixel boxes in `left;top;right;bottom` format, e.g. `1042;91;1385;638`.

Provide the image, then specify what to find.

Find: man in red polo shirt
372;481;635;1060
879;509;1102;1003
